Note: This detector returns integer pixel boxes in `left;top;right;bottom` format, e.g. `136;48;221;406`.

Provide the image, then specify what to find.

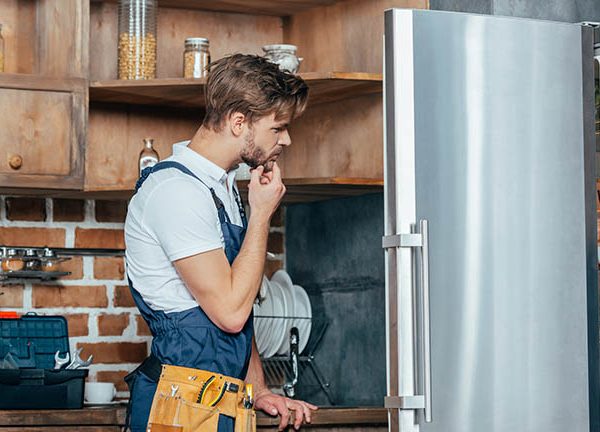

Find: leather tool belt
147;363;256;432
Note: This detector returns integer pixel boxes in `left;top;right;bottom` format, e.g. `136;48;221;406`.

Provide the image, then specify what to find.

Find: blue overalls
125;161;253;432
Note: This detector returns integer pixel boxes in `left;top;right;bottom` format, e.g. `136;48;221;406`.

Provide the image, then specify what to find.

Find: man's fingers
250;165;264;183
300;402;312;423
271;162;282;180
292;403;304;429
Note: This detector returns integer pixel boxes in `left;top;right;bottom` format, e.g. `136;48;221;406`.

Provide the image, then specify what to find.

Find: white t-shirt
124;140;244;313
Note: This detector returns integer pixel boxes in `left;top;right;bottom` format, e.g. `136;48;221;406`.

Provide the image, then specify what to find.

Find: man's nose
278;129;292;147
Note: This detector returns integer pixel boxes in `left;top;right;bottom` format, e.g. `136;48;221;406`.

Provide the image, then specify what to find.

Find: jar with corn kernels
118;0;157;80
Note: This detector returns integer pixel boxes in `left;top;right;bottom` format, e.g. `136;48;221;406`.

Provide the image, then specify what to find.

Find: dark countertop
0;405;388;429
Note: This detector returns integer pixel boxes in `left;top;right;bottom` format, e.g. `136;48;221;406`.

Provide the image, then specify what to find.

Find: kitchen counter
0;405;388;431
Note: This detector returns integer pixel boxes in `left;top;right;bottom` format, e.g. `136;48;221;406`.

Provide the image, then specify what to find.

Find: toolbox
0;313;88;409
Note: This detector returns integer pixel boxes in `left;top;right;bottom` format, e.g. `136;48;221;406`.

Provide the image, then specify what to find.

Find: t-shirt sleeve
142;177;223;261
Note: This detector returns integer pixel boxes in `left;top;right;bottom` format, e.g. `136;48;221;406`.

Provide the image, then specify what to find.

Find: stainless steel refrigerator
383;9;599;432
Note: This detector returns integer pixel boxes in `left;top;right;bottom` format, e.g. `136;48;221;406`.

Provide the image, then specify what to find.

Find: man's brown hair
203;54;309;131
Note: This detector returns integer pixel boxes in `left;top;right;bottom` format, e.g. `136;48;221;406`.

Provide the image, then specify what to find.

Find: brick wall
0;196;285;398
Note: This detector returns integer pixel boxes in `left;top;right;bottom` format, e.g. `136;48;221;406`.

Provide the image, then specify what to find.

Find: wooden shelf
91;0;343;16
30;177;383;203
89;72;382;109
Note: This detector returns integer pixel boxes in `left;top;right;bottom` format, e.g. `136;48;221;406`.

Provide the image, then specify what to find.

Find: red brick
114;285;135;307
76;342;148;364
59;257;84;280
0;284;24;308
267;232;284;254
5;197;46;221
136;315;152;336
95;200;128;223
75;228;124;249
95;370;130;392
0;227;65;247
271;206;284;226
98;313;129;336
65;313;89;337
53;199;85;222
264;259;283;278
94;257;125;280
32;285;108;308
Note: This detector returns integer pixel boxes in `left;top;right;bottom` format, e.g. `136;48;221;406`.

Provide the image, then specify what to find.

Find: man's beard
240;129;274;172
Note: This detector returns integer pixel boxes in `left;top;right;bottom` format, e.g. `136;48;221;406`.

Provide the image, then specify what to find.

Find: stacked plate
253;270;312;358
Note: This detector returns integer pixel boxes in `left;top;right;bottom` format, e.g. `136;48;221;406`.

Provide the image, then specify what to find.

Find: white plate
292;284;312;354
255;276;269;342
254;277;273;355
271;271;295;355
263;279;287;358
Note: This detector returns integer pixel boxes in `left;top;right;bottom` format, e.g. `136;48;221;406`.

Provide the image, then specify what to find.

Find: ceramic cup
85;382;116;404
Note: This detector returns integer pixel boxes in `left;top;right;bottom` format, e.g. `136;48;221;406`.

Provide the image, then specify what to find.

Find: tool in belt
126;354;256;432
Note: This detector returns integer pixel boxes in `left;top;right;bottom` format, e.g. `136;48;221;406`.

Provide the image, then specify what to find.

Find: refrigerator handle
382;220;432;423
420;219;432;423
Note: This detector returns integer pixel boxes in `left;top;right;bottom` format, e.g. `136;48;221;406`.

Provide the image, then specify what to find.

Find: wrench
66;348;93;369
54;351;70;370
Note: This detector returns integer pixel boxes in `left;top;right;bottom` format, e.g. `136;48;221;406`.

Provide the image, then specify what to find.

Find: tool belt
134;355;256;432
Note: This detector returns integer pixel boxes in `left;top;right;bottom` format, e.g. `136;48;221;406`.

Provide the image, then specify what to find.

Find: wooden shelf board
89;72;382;109
90;0;344;16
55;177;383;202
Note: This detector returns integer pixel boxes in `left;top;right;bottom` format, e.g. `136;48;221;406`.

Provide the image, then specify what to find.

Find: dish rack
255;315;334;404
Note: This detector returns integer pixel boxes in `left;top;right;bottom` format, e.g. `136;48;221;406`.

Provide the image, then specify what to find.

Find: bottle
0;24;5;73
183;38;210;78
139;138;159;175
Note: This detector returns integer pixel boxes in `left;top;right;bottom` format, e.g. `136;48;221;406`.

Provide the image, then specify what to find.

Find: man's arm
173;164;284;333
245;337;318;431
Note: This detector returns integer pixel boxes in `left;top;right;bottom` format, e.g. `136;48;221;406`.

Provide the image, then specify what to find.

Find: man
124;54;316;431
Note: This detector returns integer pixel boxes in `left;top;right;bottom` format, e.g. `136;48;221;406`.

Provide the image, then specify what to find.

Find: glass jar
183;38;210;79
25;249;40;271
2;249;24;272
41;248;58;272
118;0;157;80
262;44;303;74
0;24;5;73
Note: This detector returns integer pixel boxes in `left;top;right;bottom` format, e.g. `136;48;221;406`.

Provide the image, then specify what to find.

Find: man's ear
229;112;246;137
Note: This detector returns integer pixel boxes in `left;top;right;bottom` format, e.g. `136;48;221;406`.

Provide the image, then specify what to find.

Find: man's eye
272;128;281;133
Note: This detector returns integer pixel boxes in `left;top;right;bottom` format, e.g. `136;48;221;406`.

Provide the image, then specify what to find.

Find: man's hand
248;162;285;220
254;389;318;431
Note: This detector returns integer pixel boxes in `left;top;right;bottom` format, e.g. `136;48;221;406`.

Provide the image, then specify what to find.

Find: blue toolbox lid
0;313;69;369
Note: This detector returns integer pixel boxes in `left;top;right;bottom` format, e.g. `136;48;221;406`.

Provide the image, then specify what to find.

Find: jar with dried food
2;249;24;272
25;249;40;271
183;38;210;79
118;0;157;80
40;248;58;272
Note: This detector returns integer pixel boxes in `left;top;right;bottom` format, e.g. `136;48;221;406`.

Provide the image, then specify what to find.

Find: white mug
85;382;116;404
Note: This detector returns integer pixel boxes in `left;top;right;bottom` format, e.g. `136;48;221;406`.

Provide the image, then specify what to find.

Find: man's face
240;113;291;172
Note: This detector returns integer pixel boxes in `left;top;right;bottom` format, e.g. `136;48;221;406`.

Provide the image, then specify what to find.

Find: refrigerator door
384;9;599;432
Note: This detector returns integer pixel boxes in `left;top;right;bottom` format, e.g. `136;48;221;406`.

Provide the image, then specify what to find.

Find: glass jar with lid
25;249;40;271
183;38;210;79
118;0;157;80
2;249;24;272
40;248;58;272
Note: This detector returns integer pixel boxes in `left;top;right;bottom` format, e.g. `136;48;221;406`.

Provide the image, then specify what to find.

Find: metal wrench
54;351;70;370
66;348;93;369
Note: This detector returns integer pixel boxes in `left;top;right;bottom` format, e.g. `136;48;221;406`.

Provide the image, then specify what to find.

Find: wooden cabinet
0;0;88;191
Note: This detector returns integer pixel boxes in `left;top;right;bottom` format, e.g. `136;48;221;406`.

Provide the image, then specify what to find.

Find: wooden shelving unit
91;0;342;16
89;72;382;108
